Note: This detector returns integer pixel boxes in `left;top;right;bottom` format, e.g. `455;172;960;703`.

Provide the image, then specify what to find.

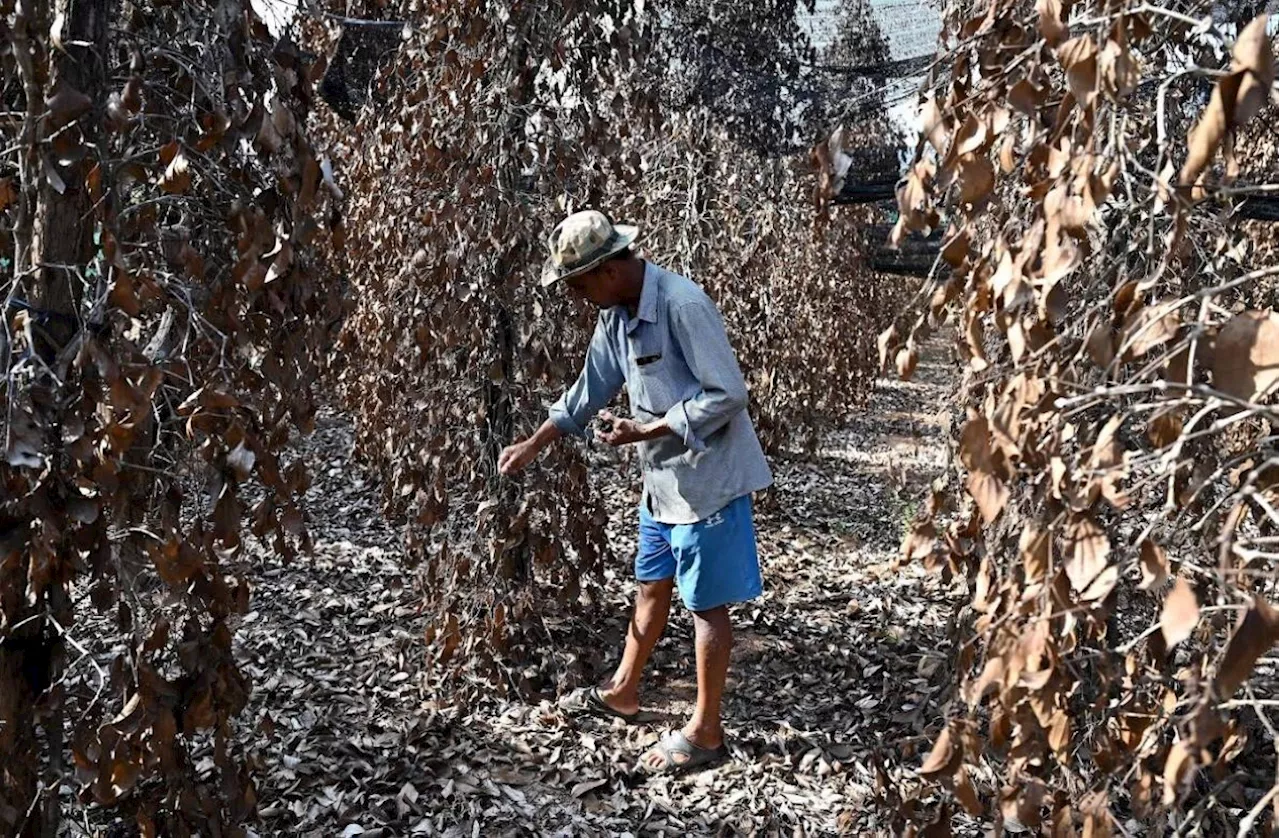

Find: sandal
638;730;729;775
562;686;641;724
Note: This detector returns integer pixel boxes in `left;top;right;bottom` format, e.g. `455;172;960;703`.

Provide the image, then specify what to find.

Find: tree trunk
6;0;108;832
483;34;535;584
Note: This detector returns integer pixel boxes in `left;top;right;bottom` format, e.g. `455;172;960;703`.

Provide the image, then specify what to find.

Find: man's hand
499;419;564;476
597;410;670;446
498;439;540;475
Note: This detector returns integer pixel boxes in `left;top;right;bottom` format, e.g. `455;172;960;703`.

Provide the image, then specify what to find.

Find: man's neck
622;259;646;317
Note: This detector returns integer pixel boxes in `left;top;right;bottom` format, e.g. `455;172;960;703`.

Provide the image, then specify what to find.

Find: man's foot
638;729;729;775
597;685;640;718
562;686;641;723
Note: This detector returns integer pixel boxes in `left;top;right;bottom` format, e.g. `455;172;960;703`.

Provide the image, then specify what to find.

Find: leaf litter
220;340;964;836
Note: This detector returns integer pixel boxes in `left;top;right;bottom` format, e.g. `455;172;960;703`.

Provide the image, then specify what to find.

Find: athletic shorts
634;494;763;612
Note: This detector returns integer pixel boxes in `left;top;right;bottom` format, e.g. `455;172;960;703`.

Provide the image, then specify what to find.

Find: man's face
562;266;613;309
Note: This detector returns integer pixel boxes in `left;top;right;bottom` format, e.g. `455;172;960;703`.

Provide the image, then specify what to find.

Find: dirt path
240;341;961;837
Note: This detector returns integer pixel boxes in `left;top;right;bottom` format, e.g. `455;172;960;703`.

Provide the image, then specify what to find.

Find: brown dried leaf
1145;408;1183;449
954;765;984;816
922;95;950;154
1065;515;1110;592
1085;323;1115;369
1020;523;1050;582
965;313;989;371
1160;578;1199;648
160;151;192;195
1162;742;1194;805
1211;310;1279;402
1036;0;1067;46
967;471;1008;524
878;324;899;370
1215;598;1279;697
1009;80;1045;116
920;726;961;778
46;85;93;129
1049;711;1071;758
902;520;936;561
896;346;919;380
1120;299;1180;360
1181;84;1229;186
1230;14;1279;127
957;153;996;205
1058;37;1099;106
1138;539;1168;590
1081;564;1119;602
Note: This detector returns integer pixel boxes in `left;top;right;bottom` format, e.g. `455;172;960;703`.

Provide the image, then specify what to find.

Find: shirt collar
626;261;659;335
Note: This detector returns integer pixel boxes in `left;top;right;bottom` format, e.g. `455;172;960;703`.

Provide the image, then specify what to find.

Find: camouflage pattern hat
540;210;639;287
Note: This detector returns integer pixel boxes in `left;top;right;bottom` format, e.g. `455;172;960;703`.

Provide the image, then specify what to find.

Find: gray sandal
563;686;640;724
639;730;729;775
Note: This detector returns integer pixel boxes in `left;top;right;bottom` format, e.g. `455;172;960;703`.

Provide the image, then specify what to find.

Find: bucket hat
540;210;639;287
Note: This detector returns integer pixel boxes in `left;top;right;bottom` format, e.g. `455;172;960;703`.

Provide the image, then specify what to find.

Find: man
498;210;773;775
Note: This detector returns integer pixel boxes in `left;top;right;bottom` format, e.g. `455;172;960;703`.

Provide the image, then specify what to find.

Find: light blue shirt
549;262;773;524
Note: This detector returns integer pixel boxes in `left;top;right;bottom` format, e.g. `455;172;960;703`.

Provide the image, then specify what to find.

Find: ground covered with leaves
232;344;960;837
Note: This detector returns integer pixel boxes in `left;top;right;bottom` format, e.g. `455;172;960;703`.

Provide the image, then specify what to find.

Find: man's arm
499;315;625;474
595;408;673;446
661;300;749;452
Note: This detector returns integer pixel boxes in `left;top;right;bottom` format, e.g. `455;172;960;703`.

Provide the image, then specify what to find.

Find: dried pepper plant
872;0;1279;831
313;0;910;698
1;0;337;832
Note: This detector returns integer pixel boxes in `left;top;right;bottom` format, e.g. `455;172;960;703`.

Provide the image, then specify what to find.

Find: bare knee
692;605;731;636
638;578;674;601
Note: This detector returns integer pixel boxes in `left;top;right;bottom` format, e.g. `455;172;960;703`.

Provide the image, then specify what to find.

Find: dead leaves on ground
226;362;959;836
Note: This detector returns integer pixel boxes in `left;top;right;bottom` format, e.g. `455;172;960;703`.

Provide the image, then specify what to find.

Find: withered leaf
967;463;1008;521
1065;515;1110;592
160;150;192;194
957;153;996;205
896;345;919;380
570;778;608;798
919;726;961;778
1145;408;1183;449
1215;598;1278;698
1058;37;1099;106
877;324;899;370
1162;742;1194;805
921;95;950;154
1049;711;1071;758
1009;80;1045;116
46;85;93;129
1160;577;1199;648
1035;0;1067;46
1138;539;1168;590
1120;299;1180;360
1211;310;1278;402
902;520;936;562
1020;523;1051;582
1080;565;1119;602
954;765;984;815
1229;15;1278;125
1085;323;1115;369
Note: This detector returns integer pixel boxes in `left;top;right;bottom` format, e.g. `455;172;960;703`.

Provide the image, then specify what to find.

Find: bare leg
643;604;732;768
600;578;674;715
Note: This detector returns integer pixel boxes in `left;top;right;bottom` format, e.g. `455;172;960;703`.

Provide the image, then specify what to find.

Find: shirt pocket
628;335;676;417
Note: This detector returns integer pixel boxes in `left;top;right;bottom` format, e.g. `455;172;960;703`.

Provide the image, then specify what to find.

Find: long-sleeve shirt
549;261;773;524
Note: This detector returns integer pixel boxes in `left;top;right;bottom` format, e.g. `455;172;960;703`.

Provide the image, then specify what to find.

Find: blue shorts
635;494;763;612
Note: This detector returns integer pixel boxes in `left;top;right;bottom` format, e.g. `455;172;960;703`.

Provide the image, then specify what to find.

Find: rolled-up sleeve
549;315;625;438
663;301;748;452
